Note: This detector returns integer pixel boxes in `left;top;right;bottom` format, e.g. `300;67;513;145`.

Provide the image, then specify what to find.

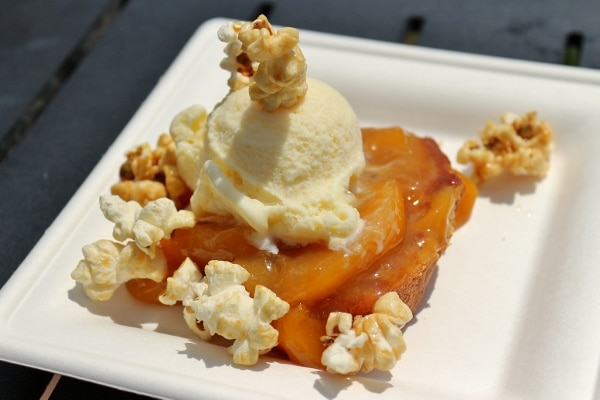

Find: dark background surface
1;1;598;398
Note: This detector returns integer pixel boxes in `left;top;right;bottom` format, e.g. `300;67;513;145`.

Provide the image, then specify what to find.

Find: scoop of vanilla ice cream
190;77;365;249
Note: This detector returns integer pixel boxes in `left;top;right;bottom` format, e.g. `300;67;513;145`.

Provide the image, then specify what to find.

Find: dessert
72;15;476;375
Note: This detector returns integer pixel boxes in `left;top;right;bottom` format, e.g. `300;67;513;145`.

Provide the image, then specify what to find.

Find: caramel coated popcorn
218;14;307;111
112;133;191;208
457;112;554;183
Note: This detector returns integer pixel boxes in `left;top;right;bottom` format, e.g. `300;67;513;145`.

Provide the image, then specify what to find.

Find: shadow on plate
68;283;290;372
67;284;196;338
178;340;278;372
474;172;542;204
312;369;394;399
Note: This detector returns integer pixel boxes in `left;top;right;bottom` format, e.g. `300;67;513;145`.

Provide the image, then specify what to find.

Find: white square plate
1;18;599;400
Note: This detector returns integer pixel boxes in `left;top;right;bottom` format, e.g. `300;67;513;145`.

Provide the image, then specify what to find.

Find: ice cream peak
190;77;365;249
185;15;366;250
